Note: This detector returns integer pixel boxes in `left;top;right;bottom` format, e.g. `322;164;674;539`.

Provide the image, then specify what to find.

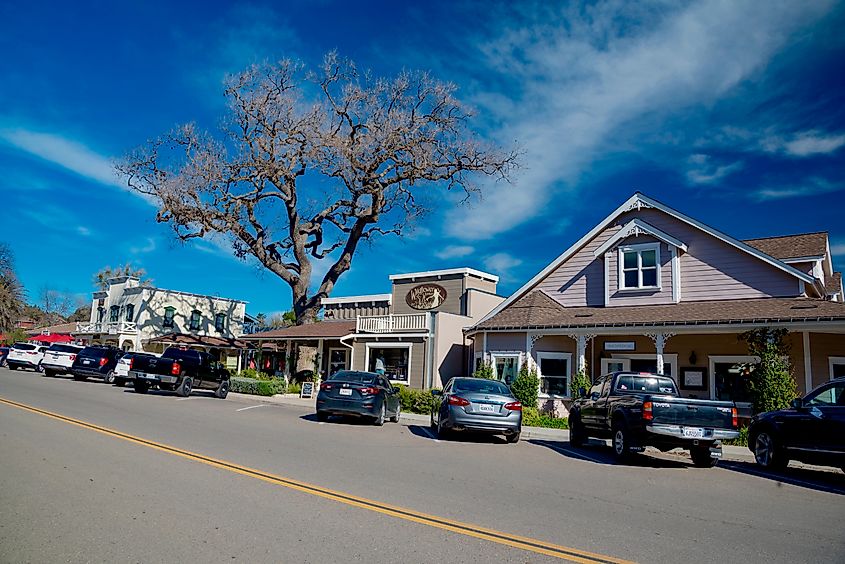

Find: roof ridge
743;231;828;242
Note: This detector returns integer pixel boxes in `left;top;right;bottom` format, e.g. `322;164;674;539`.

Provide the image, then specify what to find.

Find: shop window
328;349;349;376
830;357;845;379
619;243;660;290
163;307;176;328
189;310;202;331
367;346;410;384
125;304;135;322
109;306;119;322
214;313;226;332
714;361;756;403
537;353;571;397
491;354;520;386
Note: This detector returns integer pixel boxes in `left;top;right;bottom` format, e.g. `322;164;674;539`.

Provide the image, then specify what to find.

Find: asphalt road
1;366;843;564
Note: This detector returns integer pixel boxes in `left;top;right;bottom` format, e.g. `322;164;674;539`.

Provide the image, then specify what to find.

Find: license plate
83;359;91;365
339;388;352;396
478;404;496;413
683;427;705;438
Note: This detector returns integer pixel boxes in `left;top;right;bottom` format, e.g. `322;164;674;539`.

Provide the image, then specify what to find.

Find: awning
28;333;75;344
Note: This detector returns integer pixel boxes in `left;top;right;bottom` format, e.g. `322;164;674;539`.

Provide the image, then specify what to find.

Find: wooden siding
486;332;527;351
809;332;845;388
607;238;675;307
350;338;427;389
391;276;465;315
537;227;619;306
323;302;390;320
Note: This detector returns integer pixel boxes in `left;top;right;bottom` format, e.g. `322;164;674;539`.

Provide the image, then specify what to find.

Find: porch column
285;339;292;377
646;333;675;375
576;335;587;373
482;332;488;364
317;339;325;381
803;331;812;393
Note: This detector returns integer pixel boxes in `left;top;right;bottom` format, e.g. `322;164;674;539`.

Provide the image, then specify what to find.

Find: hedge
396;386;440;414
523;407;569;429
230;377;285;396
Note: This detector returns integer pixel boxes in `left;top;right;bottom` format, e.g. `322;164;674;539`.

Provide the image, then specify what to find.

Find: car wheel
569;413;585;447
114;377;125;387
611;420;633;462
690;446;718;468
753;431;788;470
8;364;17;370
134;380;149;394
390;403;401;423
316;411;328;422
36;363;44;373
176;376;193;398
506;430;521;444
374;402;386;426
44;369;55;378
215;379;229;399
103;370;115;384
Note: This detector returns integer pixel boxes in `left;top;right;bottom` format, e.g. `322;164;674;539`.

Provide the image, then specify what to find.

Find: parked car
41;343;84;377
6;342;49;372
430;377;523;442
128;347;230;398
316;370;401;425
748;377;845;473
0;346;9;367
70;346;124;383
113;352;159;386
569;372;739;467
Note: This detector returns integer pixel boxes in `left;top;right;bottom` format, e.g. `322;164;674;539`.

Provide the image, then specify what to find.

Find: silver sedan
430;377;523;443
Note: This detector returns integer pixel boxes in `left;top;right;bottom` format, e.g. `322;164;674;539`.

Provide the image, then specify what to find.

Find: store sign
604;341;636;351
406;283;447;310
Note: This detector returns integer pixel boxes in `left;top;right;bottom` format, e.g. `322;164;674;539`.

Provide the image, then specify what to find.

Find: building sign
406;283;447;310
604;341;636;351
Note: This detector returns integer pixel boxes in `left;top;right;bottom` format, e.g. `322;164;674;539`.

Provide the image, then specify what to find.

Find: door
601;358;630;374
580;376;608;430
798;381;845;454
328;348;350;377
380;377;399;416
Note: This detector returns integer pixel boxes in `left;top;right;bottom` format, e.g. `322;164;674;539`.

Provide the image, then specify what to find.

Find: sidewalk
229;392;756;460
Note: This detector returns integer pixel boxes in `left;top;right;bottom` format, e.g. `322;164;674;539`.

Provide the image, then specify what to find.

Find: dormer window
619;243;660;290
189;310;202;331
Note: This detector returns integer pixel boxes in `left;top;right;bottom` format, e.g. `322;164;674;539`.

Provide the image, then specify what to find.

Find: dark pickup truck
569;372;739;467
128;347;230;399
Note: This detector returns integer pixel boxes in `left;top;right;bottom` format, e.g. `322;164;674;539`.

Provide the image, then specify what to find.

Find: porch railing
75;321;138;334
356;314;429;334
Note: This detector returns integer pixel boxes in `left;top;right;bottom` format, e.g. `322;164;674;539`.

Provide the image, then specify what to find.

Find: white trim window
829;356;845;380
619;243;661;290
490;352;521;386
364;343;412;385
536;352;572;398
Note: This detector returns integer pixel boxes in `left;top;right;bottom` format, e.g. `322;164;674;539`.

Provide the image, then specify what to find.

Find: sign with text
300;381;314;399
406;283;447;310
604;341;636;351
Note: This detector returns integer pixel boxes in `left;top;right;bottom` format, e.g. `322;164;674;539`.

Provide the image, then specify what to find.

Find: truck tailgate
650;397;735;429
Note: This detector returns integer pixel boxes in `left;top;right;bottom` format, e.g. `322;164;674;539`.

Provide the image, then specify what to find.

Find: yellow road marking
0;396;635;564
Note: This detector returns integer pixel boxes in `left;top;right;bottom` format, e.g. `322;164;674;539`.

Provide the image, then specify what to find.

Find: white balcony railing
75;321;138;334
356;314;429;334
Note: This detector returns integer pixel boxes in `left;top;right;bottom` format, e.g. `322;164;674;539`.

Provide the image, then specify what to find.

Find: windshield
328;371;376;384
48;344;82;353
615;374;677;395
452;379;512;396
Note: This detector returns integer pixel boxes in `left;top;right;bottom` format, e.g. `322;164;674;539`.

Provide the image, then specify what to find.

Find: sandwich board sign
300;381;314;399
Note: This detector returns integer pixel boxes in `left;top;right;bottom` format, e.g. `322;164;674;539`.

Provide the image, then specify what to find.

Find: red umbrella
27;333;74;344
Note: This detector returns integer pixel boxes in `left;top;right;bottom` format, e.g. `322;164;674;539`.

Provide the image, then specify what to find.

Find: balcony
356;314;429;334
75;321;138;335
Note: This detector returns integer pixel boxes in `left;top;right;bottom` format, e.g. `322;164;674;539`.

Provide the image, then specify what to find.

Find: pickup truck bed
570;372;739;467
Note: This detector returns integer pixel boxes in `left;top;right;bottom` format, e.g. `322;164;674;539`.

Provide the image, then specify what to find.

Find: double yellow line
0;396;634;564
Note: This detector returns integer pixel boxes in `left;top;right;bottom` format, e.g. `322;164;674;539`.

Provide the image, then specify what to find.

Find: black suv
70;346;124;383
748;377;845;473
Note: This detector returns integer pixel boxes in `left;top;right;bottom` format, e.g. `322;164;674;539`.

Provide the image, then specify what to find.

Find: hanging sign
604;341;636;351
406;283;447;310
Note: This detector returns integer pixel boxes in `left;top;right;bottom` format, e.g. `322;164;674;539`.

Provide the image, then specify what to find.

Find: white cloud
685;154;744;185
830;241;845;257
434;245;475;260
752;177;844;201
445;0;835;239
76;226;92;237
130;237;157;254
768;130;845;157
483;252;523;280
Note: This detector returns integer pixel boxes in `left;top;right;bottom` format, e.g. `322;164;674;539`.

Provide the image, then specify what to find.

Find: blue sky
2;0;844;316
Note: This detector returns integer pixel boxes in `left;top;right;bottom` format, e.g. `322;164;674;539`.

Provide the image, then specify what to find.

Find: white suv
41;343;85;377
7;343;49;372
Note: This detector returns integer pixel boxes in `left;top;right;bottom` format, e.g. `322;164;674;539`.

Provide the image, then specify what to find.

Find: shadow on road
120;388;217;399
406;424;508;444
718;460;845;495
300;413;381;426
530;439;691;469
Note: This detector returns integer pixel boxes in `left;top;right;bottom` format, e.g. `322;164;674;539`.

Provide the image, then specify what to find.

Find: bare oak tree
119;53;517;324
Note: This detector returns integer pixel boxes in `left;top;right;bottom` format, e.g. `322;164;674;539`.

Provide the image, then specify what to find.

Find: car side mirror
791;398;804;409
431;390;441;396
578;387;587;398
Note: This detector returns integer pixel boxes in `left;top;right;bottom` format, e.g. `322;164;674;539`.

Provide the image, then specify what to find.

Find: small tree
472;361;495;379
571;369;591;399
511;363;539;409
740;328;798;415
0;243;26;333
93;263;152;291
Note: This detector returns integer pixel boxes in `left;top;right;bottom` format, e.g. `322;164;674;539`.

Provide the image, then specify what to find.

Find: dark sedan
748;377;845;473
316;370;401;426
70;346;124;383
430;377;522;443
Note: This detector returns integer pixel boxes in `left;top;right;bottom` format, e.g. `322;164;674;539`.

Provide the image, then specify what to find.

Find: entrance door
328;348;350;377
601;358;630;375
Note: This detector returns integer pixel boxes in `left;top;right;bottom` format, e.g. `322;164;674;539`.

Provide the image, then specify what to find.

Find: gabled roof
593;218;688;257
743;232;828;260
474;193;816;328
826;272;842;296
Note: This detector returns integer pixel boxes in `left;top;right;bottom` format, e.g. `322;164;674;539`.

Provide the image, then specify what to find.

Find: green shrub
522;407;569;429
396;386;440;414
511;364;539;409
570;370;591;399
287;382;302;396
740;328;798;415
230;377;285;396
237;368;275;381
725;425;749;447
472;361;495;379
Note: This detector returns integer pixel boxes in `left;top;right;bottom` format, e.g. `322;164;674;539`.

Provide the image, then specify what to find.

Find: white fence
75;322;138;334
356;314;429;333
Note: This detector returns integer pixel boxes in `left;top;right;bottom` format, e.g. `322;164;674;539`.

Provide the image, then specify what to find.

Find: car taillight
171;362;181;375
320;382;332;391
99;357;108;366
69;355;76;361
504;401;522;411
448;395;470;407
643;400;654;421
731;407;738;428
359;386;378;395
128;358;134;370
